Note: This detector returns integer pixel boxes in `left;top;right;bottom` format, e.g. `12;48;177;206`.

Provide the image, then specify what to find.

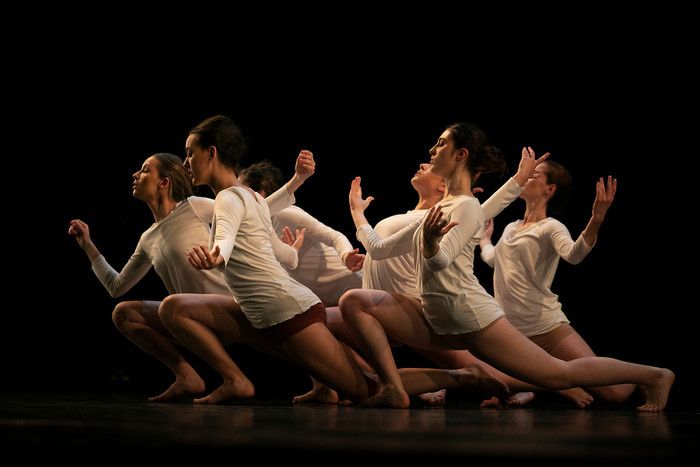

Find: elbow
108;289;124;299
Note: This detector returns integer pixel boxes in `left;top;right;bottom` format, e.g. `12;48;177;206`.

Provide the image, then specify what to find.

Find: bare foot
194;377;255;405
637;369;675;412
293;385;340;404
455;364;510;401
148;373;205;403
559;388;594;408
418;389;446;407
480;392;535;408
361;384;410;408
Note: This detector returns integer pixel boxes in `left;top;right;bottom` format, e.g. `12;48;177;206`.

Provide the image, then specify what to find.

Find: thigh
349;289;454;351
546;328;597;361
130;300;169;334
169;294;272;350
465;317;568;385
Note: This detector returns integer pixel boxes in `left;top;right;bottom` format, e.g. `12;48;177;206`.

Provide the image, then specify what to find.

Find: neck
443;169;473;199
415;191;443;210
522;199;548;224
148;197;179;222
210;168;240;195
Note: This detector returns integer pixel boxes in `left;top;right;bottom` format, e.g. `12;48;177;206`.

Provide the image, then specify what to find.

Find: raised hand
349;176;374;213
187;244;223;270
295;150;315;181
592;175;617;222
343;248;365;272
514;147;550;186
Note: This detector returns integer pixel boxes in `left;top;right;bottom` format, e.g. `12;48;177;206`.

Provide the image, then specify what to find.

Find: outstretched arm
68;219;151;297
549;177;616;265
68;219;101;260
350;176;417;259
581;176;617;246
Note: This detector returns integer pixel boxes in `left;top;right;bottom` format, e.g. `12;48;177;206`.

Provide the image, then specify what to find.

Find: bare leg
112;300;204;402
340;290;673;411
159;294;277;404
339;290;424;407
465;318;674;412
415;347;593;407
547;328;636;404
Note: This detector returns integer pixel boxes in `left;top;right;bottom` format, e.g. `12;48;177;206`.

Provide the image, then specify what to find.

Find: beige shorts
528;323;577;353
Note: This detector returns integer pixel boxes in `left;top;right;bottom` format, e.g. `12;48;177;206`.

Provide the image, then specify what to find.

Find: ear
208;146;216;162
545;184;557;199
438;181;446;194
159;177;170;189
455;148;469;161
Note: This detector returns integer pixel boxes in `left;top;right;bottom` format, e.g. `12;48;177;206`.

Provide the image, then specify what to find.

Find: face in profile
132;156;162;201
184;134;209;185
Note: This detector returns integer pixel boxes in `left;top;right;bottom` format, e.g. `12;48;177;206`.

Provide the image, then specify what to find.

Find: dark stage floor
1;392;697;464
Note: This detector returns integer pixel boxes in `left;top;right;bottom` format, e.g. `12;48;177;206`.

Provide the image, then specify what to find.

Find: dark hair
541;160;572;215
446;122;507;181
239;161;284;196
151;153;193;201
189;115;247;172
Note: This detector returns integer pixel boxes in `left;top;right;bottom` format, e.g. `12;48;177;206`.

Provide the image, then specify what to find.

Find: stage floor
1;392;696;464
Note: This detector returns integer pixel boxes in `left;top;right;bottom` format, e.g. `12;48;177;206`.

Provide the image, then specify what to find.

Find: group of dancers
69;116;674;411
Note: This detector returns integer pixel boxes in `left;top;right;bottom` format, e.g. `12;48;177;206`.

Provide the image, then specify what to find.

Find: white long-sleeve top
356;177;522;334
480;218;594;336
362;210;427;301
91;197;232;297
272;206;362;306
212;186;320;329
90;186;297;299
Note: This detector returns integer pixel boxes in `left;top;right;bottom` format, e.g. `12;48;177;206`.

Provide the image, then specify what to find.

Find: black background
6;22;696;409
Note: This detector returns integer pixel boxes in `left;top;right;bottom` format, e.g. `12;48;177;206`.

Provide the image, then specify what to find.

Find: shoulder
187;196;214;208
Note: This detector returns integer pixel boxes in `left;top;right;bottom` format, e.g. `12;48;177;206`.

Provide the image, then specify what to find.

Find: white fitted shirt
480;217;594;336
357;177;522;334
272;206;362;306
90;185;297;298
212;187;320;329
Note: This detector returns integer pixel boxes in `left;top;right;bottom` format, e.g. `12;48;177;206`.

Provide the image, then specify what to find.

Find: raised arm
581;176;617;247
267;149;315;214
350;176;417;259
68;219;151;297
482;147;550;220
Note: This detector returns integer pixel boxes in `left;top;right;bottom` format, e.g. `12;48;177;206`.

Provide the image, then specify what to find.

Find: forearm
422;238;439;259
581;217;603;246
285;174;307;196
81;240;101;261
351;209;369;229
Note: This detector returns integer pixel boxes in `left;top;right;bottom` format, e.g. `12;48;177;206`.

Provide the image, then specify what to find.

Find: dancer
68;150;313;401
239;161;363;306
160;115;511;405
479;160;635;404
339;122;674;411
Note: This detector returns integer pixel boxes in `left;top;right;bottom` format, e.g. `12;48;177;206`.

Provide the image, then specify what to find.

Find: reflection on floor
0;393;697;463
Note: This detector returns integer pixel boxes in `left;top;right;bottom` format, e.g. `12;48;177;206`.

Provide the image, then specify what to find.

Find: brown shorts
528;322;577;353
261;303;327;346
